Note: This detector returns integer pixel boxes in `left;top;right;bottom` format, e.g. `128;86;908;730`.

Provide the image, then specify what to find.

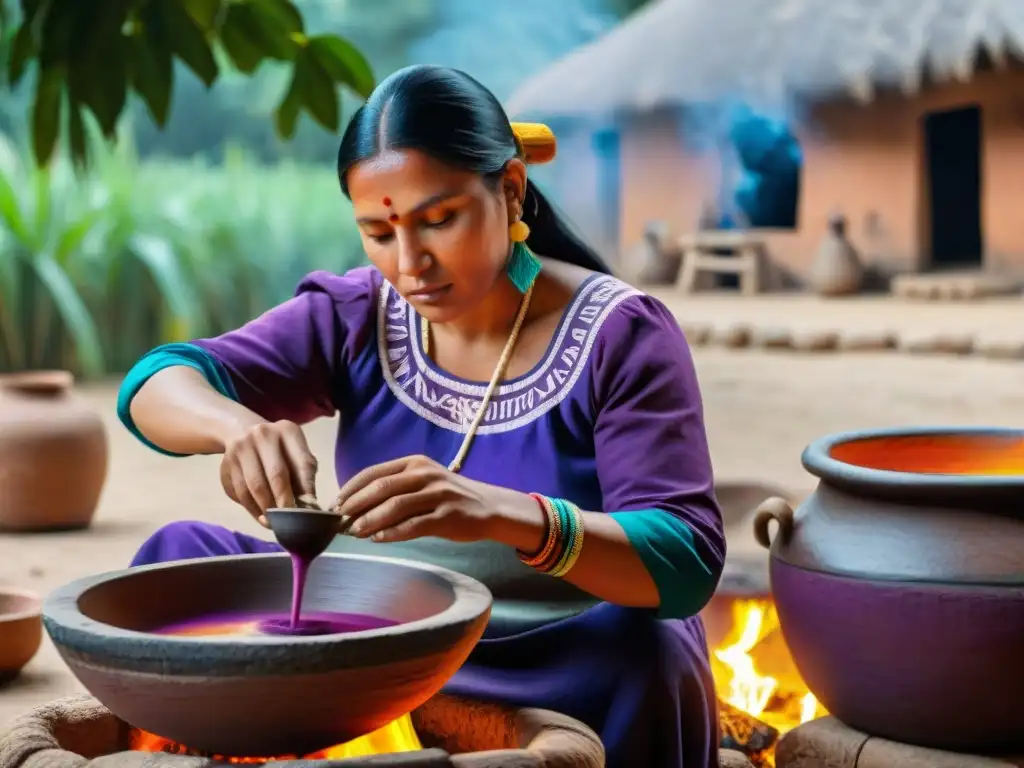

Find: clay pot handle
752;497;794;550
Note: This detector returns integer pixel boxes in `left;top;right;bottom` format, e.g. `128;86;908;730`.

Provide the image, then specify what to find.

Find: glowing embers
130;716;422;763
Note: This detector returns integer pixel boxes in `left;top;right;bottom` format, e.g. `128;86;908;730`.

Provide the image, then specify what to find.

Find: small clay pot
754;427;1024;753
0;587;42;684
809;214;863;297
0;371;108;532
43;553;492;757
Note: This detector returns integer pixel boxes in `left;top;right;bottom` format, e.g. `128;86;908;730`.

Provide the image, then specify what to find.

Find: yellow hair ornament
511;122;557;165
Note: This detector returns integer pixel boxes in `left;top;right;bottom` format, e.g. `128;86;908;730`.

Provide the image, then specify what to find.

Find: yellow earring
509;219;530;243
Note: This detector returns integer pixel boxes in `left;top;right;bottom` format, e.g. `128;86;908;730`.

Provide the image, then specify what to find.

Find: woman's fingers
231;439;275;512
278;422;318;500
227;459;268;527
336;468;437;522
348;487;450;539
220;421;323;528
334;456;415;508
374;510;448;543
251;425;297;510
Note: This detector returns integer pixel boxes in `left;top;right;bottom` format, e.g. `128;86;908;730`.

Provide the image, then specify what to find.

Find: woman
119;65;725;768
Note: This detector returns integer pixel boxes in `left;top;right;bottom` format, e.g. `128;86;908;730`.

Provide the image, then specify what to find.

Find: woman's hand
219;420;318;527
332;455;545;548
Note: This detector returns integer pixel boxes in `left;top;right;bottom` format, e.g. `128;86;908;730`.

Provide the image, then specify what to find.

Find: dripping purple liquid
258;553;315;636
154;553;396;637
290;553;308;629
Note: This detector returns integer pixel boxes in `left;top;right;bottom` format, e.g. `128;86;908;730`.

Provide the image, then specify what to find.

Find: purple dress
124;267;725;767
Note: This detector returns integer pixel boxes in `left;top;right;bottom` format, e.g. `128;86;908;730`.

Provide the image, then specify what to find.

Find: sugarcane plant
0;0;375;376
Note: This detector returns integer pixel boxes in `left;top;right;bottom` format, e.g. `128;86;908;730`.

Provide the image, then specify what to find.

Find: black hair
337;65;611;275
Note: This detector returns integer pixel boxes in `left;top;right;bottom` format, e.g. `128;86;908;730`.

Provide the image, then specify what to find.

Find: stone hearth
0;694;755;767
777;717;1024;768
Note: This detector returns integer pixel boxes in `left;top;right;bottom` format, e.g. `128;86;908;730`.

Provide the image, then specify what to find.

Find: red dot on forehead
388;214;399;223
382;197;392;207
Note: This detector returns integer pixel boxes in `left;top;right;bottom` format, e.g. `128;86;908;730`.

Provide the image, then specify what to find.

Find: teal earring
507;219;542;293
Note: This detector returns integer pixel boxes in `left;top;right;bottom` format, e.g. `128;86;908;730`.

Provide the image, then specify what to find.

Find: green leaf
182;0;222;30
37;0;84;68
219;0;300;71
306;35;375;99
30;253;105;376
158;1;218;87
0;170;29;244
218;3;270;73
252;0;303;34
127;233;201;339
31;65;63;166
129;18;174;125
83;34;129;134
55;206;105;264
31;164;52;247
67;105;88;169
8;22;37;86
294;49;338;131
273;69;302;139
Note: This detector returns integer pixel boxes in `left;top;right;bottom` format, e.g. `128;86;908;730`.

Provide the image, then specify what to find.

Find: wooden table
675;231;769;296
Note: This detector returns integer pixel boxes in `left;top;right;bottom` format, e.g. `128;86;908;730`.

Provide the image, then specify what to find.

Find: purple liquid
290;554;310;630
153;550;398;638
154;610;396;637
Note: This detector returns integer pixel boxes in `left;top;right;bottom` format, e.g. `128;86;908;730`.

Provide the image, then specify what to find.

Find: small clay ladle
265;503;343;561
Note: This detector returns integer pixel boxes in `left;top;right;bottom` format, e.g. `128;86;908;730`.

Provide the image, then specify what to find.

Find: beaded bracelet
549;498;584;578
519;494;561;569
517;494;585;578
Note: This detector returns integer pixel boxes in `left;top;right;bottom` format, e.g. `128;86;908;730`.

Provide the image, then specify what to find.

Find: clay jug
0;371;108;531
753;427;1024;753
809;214;863;297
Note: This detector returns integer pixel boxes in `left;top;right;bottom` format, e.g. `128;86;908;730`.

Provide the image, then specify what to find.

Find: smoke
680;97;803;229
407;0;620;101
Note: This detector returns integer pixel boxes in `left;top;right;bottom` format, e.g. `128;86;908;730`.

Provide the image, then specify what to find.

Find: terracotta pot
0;587;42;684
809;214;863;297
753;427;1024;753
43;553;492;757
0;371;108;531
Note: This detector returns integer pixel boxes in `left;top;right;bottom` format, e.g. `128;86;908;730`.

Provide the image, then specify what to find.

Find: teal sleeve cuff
609;508;716;620
116;343;239;457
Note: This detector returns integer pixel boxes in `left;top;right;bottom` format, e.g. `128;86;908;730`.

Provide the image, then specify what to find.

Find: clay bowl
754;427;1024;753
0;587;42;684
42;553;491;757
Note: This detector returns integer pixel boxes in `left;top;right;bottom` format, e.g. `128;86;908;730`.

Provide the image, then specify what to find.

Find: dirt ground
2;348;1023;727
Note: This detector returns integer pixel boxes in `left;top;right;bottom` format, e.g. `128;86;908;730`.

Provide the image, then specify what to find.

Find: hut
507;0;1024;283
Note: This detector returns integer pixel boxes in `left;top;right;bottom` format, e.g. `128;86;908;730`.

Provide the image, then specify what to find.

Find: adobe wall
614;68;1024;282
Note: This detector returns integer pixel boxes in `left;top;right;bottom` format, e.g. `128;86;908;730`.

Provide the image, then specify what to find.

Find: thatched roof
506;0;1024;117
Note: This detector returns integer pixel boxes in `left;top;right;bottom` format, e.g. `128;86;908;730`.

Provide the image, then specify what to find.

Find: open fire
131;713;422;763
710;597;825;766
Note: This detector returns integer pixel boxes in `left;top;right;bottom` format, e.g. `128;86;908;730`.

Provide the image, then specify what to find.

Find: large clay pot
43;553;492;757
752;427;1024;753
0;371;107;531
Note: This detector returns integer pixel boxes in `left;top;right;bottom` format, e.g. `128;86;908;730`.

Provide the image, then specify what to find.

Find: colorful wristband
518;494;560;568
517;495;585;578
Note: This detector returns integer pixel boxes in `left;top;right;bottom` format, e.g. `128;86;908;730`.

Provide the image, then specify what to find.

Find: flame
131;714;421;763
710;598;824;765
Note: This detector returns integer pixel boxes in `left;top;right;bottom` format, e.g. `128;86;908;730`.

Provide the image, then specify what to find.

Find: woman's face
347;149;526;322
